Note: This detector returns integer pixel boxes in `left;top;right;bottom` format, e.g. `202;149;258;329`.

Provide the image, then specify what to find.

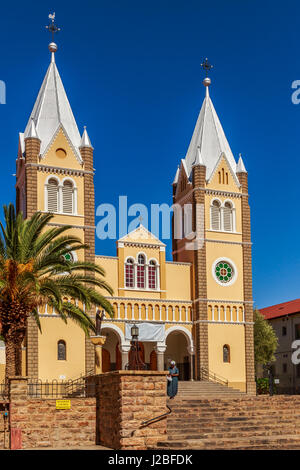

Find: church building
13;38;255;394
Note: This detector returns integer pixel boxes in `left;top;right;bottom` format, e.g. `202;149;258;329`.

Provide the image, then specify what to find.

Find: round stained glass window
215;261;234;284
62;252;74;262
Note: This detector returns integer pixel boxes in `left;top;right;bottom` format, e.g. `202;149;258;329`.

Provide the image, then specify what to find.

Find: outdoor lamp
131;324;139;341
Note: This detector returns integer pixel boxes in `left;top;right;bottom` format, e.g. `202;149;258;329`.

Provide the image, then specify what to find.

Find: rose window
215;261;234;283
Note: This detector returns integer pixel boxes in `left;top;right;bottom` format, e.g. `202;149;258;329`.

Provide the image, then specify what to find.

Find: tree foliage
254;308;278;367
0;204;114;382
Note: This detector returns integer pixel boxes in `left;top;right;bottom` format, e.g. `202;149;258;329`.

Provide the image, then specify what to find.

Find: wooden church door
150;350;157;371
102;348;111;373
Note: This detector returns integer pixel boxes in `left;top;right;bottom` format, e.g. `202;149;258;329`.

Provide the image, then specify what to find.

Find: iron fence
28;376;97;398
199;366;229;386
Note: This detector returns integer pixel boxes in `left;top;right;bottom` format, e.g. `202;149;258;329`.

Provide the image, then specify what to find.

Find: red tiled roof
260;299;300;320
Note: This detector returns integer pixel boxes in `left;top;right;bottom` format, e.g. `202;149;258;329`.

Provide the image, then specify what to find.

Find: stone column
192;163;209;379
155;345;166;371
80;144;96;374
120;345;130;370
237;169;256;395
188;345;195;381
24;136;41;379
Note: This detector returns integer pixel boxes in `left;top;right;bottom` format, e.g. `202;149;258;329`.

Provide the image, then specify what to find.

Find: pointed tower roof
236;154;247;173
79;126;93;149
184;77;237;180
25;119;40;140
23;42;82;160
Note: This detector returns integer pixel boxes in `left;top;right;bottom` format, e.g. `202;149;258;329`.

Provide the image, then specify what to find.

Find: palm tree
0;204;114;382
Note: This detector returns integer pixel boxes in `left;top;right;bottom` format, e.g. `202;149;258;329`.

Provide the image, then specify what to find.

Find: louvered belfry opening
211;200;221;230
223;202;233;232
62;180;73;214
47;178;59;213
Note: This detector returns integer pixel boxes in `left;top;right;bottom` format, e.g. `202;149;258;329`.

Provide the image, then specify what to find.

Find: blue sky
0;0;299;309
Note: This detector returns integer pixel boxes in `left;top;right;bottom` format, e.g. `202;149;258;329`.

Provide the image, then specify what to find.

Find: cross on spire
201;58;213;77
46;12;61;42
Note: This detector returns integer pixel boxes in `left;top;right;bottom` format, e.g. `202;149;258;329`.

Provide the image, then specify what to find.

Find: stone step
167;427;300;440
156;434;300;450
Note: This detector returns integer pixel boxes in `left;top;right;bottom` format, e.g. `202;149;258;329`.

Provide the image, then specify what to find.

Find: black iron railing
199;366;229;386
28;370;97;398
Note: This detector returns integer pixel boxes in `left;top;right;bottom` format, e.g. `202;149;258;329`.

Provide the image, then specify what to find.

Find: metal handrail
199;366;229;386
141;403;172;427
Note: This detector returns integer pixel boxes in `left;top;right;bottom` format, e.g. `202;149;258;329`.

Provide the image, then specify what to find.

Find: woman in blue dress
167;360;179;399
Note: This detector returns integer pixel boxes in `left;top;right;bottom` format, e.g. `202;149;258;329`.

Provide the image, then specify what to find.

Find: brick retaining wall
9;377;96;449
96;371;168;450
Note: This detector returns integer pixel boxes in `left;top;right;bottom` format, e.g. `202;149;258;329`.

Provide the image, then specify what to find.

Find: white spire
23;49;82;161
236;154;247;173
25;119;40;140
79;126;93;149
184;82;237;180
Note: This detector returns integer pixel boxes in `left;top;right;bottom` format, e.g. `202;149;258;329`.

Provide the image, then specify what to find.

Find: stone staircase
155;390;300;450
177;380;245;398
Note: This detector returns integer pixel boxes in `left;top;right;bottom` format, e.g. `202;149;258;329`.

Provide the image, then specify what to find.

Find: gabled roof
118;224;165;246
23;50;82;161
260;299;300;320
184;85;237;180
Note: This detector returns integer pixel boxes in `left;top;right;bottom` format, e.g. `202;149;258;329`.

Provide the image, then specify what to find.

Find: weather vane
46;12;61;41
201;58;213;77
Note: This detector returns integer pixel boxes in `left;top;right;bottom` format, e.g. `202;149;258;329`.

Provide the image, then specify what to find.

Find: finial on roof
236;153;247;173
201;58;213;90
25;119;40;140
79;126;93;149
192;146;205;167
46;13;60;59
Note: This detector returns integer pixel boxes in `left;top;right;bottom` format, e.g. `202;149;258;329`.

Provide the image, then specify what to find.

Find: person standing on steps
167;360;179;399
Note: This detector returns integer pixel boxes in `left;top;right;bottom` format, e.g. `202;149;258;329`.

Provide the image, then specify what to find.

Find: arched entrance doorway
165;330;191;380
101;328;121;371
150;350;157;371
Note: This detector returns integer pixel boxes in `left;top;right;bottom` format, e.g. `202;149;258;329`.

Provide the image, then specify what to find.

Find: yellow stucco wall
38;317;86;381
208;323;246;391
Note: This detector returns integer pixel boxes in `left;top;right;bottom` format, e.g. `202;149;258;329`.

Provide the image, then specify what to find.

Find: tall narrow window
148;260;157;289
47;178;59;213
57;340;66;360
211;200;221;230
137;254;145;288
125;258;134;288
223;201;233;232
62;180;74;214
223;344;230;363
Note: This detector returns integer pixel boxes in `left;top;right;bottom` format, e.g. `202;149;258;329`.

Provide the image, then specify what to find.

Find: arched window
223;344;230;363
148;260;157;289
47;178;59;213
62;180;74;214
125;258;134;288
137;254;145;288
57;340;66;360
211;200;221;230
223;201;233;232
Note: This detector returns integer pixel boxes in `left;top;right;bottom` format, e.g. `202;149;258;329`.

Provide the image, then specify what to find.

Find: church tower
172;65;255;394
15;33;95;379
